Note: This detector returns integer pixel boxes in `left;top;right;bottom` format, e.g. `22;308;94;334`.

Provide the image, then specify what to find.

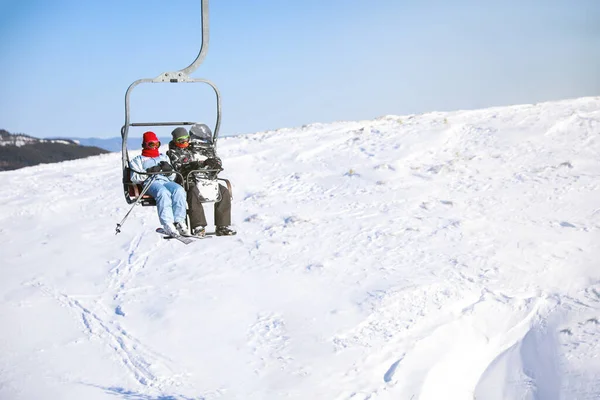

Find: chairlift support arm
120;0;221;172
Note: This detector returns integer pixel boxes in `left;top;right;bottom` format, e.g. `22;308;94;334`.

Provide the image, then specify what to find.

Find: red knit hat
143;131;159;143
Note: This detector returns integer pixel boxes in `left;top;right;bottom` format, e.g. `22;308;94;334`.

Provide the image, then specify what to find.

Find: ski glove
203;157;223;171
146;165;161;173
159;161;173;172
188;161;203;170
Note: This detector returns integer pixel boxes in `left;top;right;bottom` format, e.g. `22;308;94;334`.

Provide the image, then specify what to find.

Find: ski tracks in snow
26;232;201;398
31;281;188;392
109;232;152;303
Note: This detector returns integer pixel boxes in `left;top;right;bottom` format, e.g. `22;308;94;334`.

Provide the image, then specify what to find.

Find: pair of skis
156;227;212;245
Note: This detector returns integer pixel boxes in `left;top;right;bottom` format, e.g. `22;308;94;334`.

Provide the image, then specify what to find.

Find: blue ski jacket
130;154;176;184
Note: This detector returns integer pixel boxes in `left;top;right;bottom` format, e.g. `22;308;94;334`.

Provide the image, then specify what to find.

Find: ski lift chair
115;0;232;235
120;0;230;207
121;119;230;207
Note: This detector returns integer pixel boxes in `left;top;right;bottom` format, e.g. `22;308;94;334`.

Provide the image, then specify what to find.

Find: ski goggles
144;141;161;149
175;136;190;144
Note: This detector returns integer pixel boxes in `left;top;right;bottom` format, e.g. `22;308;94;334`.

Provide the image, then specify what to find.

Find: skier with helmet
167;125;236;237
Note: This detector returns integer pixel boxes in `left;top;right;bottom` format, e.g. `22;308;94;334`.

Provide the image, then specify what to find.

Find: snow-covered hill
1;97;600;399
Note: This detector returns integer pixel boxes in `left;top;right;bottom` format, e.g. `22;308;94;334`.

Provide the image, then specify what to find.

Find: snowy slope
1;97;600;400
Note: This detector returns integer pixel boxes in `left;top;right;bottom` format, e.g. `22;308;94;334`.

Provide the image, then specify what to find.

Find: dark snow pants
187;183;232;228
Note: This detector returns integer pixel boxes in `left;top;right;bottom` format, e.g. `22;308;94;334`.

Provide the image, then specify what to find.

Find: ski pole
115;174;158;235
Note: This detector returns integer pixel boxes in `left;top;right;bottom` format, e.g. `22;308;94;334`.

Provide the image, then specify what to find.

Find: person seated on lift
167;125;236;237
130;131;190;237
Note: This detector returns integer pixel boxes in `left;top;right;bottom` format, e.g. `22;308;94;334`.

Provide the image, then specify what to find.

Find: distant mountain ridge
0;129;110;171
0;130;79;147
65;136;171;153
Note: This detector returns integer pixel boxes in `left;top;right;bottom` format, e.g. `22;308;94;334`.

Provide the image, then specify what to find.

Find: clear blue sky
1;0;599;139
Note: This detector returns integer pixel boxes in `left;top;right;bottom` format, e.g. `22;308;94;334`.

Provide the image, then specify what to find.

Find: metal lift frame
120;0;222;204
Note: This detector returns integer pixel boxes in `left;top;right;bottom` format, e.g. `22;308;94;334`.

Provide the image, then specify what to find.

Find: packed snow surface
1;97;600;399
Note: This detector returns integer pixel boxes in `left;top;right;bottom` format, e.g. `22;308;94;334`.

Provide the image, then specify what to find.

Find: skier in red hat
130;131;190;237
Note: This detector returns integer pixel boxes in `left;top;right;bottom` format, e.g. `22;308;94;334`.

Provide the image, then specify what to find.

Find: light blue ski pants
146;181;187;226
